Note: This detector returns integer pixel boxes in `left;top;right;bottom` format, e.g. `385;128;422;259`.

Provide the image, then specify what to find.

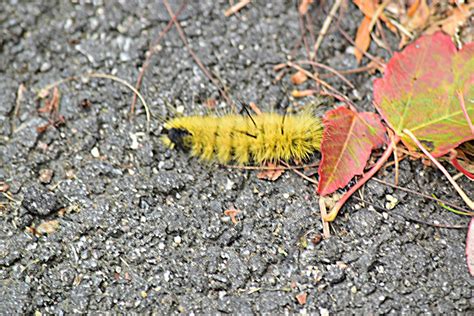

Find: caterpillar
161;110;323;165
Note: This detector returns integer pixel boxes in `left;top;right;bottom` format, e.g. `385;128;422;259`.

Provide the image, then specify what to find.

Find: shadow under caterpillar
161;111;323;165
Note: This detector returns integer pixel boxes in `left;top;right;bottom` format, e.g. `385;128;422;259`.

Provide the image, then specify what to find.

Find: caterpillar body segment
162;112;323;165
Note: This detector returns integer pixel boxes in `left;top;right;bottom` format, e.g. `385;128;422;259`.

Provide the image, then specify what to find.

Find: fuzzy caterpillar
161;111;323;165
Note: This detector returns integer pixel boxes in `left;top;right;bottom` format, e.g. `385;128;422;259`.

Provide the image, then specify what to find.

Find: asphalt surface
0;1;472;314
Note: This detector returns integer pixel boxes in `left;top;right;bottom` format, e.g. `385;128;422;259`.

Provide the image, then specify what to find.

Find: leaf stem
403;129;474;210
449;150;474;180
457;90;474;134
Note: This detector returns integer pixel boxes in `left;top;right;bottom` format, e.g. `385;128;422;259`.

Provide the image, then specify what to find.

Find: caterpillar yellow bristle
162;112;323;165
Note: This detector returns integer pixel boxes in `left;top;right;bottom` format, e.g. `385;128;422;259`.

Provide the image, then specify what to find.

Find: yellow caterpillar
161;111;323;165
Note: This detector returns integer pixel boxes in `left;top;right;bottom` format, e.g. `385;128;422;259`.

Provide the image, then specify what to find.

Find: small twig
376;19;393;56
281;161;319;185
368;0;391;33
370;32;390;52
297;60;355;89
352;196;468;229
372;177;472;214
12;83;26;132
304;8;317;61
36;77;77;98
337;26;386;68
249;102;262;116
318;90;358;110
224;162;319;171
298;7;313;65
130;1;187;117
36;72;151;132
403;129;474;210
314;0;342;54
89;73;151;132
287;61;354;108
163;0;235;111
224;0;250;17
387;17;414;40
14;84;26;118
2;192;20;203
319;64;377;78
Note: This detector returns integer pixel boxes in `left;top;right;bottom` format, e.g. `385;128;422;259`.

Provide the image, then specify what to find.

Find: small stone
35;220;59;235
225;179;234;191
130;133;140;150
65;169;75;179
39;169;54;184
40;62;51;72
385;194;398;210
320;308;329;316
119;52;130;62
176;105;185;114
22;184;59;216
174;236;182;245
163;270;171;282
117;24;127;33
91;147;100;158
0;182;9;192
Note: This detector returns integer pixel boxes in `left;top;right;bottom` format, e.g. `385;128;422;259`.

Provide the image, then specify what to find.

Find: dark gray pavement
0;1;472;314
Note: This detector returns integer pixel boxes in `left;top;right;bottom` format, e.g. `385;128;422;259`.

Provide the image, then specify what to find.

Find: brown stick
319;64;377;78
287;61;354;108
314;0;342;54
224;0;250;17
297;60;355;89
337;25;386;68
163;0;235;111
130;1;187;117
280;161;319;185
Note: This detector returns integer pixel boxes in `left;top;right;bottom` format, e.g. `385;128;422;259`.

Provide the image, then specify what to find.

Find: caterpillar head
161;127;192;151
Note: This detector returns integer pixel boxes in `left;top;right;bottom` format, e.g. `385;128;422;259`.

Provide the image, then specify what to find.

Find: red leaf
318;107;386;196
467;218;474;276
374;32;474;157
